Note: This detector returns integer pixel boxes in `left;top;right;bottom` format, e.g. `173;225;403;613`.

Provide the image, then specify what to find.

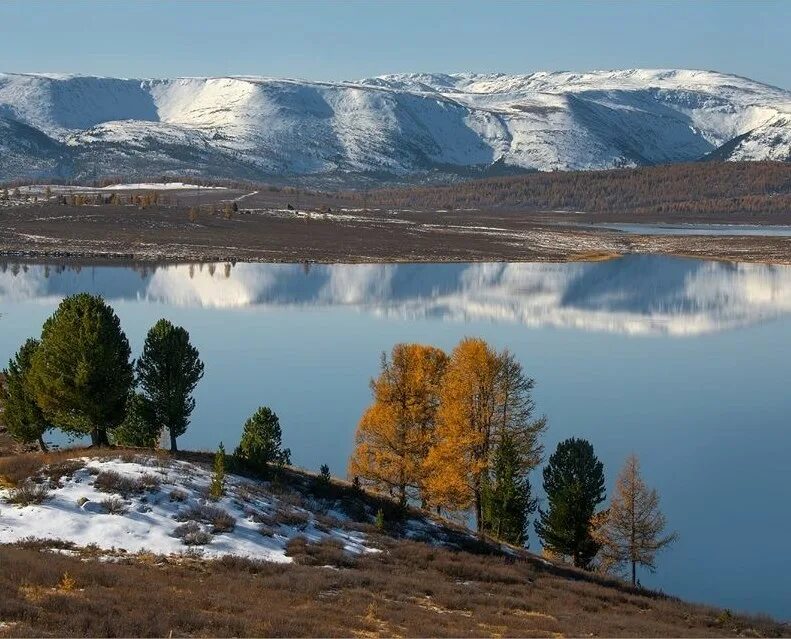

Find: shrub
93;470;143;497
276;509;310;531
211;509;236;534
375;508;385;531
176;503;236;534
258;525;276;537
139;473;161;491
101;496;128;515
173;521;211;546
169;488;188;502
6;480;50;505
43;460;85;487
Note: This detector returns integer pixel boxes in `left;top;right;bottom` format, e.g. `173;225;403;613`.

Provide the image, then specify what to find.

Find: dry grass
0;447;787;637
4;480;50;506
0;541;785;638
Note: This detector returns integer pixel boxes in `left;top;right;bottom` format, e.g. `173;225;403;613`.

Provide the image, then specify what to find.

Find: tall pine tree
29;294;133;446
136;319;204;452
535;438;606;568
0;339;52;451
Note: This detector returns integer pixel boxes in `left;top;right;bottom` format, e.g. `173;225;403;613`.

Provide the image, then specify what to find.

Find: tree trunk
475;489;483;534
90;428;109;447
170;431;178;453
38;435;48;452
632;561;637;587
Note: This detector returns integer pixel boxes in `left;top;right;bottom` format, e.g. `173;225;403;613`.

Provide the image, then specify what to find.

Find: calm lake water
592;222;791;236
1;257;789;619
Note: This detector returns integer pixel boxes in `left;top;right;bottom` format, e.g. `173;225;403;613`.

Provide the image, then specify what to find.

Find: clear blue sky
2;0;789;89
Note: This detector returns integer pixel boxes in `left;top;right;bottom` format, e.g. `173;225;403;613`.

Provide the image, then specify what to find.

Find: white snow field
0;456;379;561
0;69;789;180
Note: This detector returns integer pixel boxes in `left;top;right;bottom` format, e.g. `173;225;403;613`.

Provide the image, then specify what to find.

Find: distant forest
345;162;791;216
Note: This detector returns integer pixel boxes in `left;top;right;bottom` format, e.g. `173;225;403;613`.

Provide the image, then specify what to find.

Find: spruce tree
481;433;537;545
136;319;204;452
234;406;290;474
29;294;133;446
535;438;606;568
0;339;52;451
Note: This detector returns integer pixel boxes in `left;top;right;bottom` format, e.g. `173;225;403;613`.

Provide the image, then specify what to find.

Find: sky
0;1;789;88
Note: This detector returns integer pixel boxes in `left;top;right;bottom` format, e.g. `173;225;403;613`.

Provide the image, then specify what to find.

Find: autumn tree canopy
349;343;448;506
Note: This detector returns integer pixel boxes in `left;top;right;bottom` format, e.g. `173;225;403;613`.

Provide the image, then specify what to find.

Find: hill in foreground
0;448;787;637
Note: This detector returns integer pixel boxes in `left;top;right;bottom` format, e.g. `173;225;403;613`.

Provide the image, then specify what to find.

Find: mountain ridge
0;68;789;183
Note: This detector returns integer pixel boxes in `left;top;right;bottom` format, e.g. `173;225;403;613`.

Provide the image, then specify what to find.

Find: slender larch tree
593;454;677;585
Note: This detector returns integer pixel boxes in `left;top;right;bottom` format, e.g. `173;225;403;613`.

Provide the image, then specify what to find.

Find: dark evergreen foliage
112;392;159;448
29;294;133;446
0;339;52;451
481;433;537;546
234;406;291;475
136;319;204;452
535;437;606;568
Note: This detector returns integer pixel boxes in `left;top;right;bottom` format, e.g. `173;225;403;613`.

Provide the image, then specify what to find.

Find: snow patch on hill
0;456;378;561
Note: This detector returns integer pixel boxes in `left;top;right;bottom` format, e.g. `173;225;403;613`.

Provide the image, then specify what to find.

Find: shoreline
1;203;790;266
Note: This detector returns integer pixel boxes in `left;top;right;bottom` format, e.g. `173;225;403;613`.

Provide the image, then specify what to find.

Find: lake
1;256;789;619
590;222;791;236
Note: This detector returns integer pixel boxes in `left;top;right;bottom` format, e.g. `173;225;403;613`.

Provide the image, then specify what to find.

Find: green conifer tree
535;438;606;568
29;294;133;446
210;442;226;500
0;339;52;451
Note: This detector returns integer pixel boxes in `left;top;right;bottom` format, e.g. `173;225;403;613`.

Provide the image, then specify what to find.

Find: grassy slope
0;448;787;638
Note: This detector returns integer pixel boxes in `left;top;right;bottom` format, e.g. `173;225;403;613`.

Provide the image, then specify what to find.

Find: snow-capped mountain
0;69;788;182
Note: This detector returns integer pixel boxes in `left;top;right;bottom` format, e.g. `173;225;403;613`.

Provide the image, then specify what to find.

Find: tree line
349;339;676;584
342;161;791;216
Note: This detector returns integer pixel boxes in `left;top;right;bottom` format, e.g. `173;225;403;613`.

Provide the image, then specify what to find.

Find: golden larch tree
423;338;501;526
348;343;447;506
594;454;677;585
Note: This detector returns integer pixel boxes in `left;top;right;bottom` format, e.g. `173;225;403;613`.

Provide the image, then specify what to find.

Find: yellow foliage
349;343;447;505
423;338;500;513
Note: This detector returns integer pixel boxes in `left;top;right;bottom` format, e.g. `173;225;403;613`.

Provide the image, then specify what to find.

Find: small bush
6;480;50;505
173;521;212;546
139;473;161;491
93;470;143;497
169;488;188;502
101;496;128;515
176;503;236;534
43;460;86;487
258;525;276;537
211;509;236;534
276;509;310;530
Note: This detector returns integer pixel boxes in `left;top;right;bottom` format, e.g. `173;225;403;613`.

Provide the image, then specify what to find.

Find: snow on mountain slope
0;69;788;181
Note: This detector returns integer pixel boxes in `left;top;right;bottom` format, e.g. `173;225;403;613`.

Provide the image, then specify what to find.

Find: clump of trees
350;338;546;545
0;295;203;450
349;338;676;584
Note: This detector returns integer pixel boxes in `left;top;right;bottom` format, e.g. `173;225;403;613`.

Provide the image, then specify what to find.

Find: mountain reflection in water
1;256;791;336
